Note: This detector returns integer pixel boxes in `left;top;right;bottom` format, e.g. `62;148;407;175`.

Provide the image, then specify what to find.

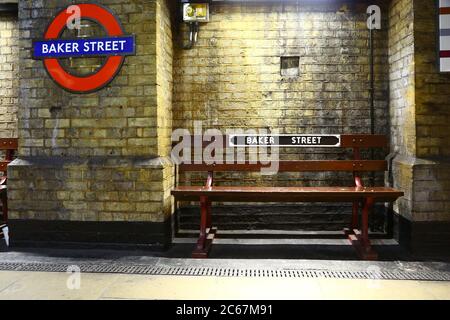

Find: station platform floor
0;241;449;300
0;270;449;300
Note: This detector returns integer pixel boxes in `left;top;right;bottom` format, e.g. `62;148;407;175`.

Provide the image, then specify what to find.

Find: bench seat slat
179;160;387;172
172;186;404;202
340;135;387;148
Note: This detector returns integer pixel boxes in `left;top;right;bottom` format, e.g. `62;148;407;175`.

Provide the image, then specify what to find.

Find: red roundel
43;4;125;93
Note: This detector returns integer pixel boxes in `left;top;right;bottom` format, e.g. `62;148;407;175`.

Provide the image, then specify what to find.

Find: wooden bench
0;138;18;226
171;134;404;260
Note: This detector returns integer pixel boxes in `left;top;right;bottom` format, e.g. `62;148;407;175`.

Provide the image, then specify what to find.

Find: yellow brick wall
156;0;174;157
389;0;450;160
8;0;174;225
414;0;450;158
17;0;159;157
174;2;389;137
411;0;450;221
389;0;450;222
157;0;175;220
388;0;416;219
173;1;389;189
8;157;170;222
388;0;416;157
0;12;18;139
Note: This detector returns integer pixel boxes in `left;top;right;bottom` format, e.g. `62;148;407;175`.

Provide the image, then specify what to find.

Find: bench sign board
32;4;135;93
229;135;341;147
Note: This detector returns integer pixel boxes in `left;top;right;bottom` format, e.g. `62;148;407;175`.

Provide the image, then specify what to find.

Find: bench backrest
173;134;388;174
0;138;18;179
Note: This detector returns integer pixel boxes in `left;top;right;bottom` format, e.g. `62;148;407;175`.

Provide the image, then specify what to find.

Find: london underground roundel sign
32;4;135;93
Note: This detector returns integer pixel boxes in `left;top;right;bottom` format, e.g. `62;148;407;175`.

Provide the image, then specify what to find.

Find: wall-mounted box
183;3;210;22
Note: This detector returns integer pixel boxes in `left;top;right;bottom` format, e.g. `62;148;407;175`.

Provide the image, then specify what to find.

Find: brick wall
173;1;390;231
389;0;450;224
8;0;175;247
174;2;389;136
156;0;175;213
388;0;415;220
156;0;174;158
388;0;415;158
173;1;389;186
388;0;450;254
17;0;159;158
0;12;19;139
3;0;448;251
9;157;171;222
412;0;450;222
414;1;450;159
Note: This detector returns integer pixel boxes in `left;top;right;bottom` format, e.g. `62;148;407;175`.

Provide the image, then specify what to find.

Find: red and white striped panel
440;0;450;71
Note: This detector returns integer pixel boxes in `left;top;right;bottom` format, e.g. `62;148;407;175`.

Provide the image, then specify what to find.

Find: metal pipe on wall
369;26;375;136
369;26;376;186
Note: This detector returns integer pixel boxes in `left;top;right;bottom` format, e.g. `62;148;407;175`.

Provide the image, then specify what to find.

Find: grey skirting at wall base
8;219;172;251
394;214;450;258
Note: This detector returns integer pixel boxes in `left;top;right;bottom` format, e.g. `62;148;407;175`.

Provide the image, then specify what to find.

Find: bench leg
344;201;360;236
192;196;216;258
348;197;378;261
206;199;212;229
361;198;372;246
351;201;359;230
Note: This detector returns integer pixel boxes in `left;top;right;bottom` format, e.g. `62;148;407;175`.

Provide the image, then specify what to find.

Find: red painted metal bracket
192;172;216;258
347;197;378;260
344;147;379;260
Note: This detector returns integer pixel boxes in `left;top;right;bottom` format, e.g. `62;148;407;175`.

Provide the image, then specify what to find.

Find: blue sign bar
33;35;135;59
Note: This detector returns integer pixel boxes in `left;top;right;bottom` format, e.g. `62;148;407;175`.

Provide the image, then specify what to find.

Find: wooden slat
172;135;388;149
340;135;387;148
440;7;450;15
0;139;18;150
179;160;387;173
172;186;404;203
